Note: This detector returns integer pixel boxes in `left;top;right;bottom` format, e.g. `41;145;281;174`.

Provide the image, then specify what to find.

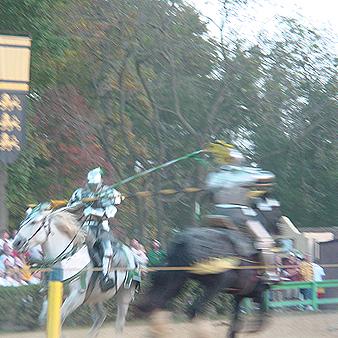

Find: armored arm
105;187;123;205
66;189;85;212
100;186;124;219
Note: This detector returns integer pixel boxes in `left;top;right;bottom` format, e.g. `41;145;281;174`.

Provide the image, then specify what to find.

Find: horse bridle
22;212;85;265
23;214;52;249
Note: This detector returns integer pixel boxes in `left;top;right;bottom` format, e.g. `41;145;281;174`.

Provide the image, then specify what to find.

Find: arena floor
3;312;338;338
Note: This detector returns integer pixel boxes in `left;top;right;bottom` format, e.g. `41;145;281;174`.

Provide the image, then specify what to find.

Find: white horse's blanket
60;246;91;281
121;244;141;288
59;244;140;286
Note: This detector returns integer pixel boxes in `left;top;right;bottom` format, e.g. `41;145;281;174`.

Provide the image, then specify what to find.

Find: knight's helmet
87;167;103;192
205;140;245;166
205;141;275;206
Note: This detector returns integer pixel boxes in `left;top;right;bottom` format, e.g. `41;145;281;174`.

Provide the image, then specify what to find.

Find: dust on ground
3;312;338;338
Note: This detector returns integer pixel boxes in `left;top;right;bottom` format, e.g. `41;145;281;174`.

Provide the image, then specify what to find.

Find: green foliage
2;0;337;233
0;279;234;331
7;106;50;226
0;0;73;90
0;285;44;331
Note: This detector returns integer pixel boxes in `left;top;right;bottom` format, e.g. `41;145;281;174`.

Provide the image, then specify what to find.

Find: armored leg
246;219;280;282
86;229;101;266
102;238;113;277
100;221;115;291
260;250;279;282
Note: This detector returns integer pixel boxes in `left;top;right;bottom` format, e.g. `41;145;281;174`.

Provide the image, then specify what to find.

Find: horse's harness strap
115;270;118;294
49;215;89;265
36;213;88;267
26;214;52;244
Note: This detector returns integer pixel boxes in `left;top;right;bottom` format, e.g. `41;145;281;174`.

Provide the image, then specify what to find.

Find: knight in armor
205;142;281;283
67;167;123;291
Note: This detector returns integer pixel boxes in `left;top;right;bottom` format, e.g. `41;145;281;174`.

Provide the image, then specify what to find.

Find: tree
2;0;337;234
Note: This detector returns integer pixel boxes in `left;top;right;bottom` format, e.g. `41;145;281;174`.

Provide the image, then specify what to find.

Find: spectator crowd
272;250;326;311
130;238;166;269
0;230;42;287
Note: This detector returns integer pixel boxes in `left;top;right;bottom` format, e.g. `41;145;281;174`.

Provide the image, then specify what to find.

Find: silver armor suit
67;168;123;286
205;156;280;282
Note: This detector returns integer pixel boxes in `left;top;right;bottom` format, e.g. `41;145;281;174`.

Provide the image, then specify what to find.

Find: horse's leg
115;283;136;336
227;295;243;338
187;283;221;338
139;271;188;313
144;272;187;338
88;303;106;338
247;286;268;333
38;296;48;327
187;282;221;320
61;288;86;326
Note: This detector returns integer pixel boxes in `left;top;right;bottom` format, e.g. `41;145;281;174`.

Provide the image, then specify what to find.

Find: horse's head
13;202;53;252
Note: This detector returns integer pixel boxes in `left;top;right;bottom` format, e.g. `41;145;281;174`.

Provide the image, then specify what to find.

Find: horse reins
48;214;89;265
25;214;52;245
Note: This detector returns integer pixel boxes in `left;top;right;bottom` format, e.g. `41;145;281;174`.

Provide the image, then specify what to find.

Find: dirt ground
3;312;338;338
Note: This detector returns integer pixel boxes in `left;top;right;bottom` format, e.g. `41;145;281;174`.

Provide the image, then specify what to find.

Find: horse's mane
51;210;85;245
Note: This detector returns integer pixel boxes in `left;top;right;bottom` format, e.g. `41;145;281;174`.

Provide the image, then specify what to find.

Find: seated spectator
0;231;12;251
13;252;25;268
10;229;18;239
130;239;148;267
0;243;15;271
0;270;9;287
283;253;301;281
282;253;301;300
148;240;166;267
313;259;325;298
299;254;314;310
0;249;5;272
6;270;27;287
271;255;284;302
0;235;41;287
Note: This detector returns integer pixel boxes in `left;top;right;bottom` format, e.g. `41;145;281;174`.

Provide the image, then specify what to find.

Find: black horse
137;221;279;338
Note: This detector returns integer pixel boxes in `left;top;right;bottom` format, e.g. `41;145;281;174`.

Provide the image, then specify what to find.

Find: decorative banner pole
0;33;31;229
47;266;63;338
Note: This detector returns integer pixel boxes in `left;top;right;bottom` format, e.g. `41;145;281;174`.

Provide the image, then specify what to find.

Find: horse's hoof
226;330;236;338
191;319;214;338
185;307;196;320
149;310;171;338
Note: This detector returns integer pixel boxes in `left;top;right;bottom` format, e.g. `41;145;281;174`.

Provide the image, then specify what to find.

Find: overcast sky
187;0;338;53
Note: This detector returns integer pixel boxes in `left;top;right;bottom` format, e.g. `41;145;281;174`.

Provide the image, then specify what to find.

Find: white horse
13;203;139;337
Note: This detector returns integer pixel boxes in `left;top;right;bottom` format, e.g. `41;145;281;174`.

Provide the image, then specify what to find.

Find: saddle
201;215;238;230
177;227;257;261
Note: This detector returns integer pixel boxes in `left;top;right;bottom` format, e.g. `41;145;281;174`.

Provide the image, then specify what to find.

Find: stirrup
100;275;115;292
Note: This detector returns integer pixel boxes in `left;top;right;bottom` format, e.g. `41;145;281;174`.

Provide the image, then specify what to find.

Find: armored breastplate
213;187;249;205
206;165;275;207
